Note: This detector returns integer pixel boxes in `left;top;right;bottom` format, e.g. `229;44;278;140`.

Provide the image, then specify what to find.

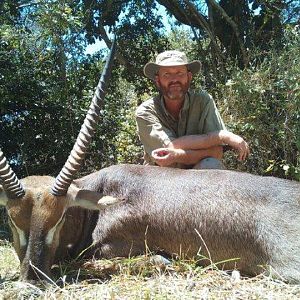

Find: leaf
282;165;290;171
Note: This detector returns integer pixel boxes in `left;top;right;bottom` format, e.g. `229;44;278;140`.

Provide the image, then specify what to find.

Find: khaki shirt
136;90;226;165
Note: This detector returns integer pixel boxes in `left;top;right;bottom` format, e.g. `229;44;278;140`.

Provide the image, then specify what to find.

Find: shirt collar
159;92;191;121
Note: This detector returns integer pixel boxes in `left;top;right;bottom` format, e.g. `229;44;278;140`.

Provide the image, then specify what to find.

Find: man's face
155;65;192;101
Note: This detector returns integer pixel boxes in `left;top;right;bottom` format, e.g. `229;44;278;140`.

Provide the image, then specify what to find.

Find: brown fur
78;164;300;283
2;164;300;283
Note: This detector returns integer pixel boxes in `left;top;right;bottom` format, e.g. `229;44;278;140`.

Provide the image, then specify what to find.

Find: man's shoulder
136;96;157;117
189;90;214;105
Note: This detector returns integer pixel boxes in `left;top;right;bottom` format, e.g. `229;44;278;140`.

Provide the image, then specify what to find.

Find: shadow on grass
49;253;197;287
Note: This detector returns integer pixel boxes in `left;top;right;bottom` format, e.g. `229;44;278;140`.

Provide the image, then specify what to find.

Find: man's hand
152;146;222;167
152;130;250;167
151;148;184;167
220;130;250;161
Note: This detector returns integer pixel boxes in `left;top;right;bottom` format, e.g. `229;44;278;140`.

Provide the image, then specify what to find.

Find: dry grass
1;241;300;299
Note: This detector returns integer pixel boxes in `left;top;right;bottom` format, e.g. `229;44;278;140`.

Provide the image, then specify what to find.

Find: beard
158;80;190;100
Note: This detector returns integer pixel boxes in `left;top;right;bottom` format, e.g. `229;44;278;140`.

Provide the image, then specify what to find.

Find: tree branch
207;0;249;66
97;23;127;66
157;0;225;62
157;0;197;25
183;0;225;61
17;1;41;9
97;23;144;77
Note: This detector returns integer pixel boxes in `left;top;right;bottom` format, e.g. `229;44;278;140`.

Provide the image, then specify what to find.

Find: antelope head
0;40;117;281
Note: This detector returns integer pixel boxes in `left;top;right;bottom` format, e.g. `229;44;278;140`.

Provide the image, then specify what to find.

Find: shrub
216;27;299;180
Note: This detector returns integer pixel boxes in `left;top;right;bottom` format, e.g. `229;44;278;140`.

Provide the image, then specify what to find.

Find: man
136;50;249;169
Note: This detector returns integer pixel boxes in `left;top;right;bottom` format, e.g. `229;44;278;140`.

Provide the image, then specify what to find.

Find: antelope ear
0;185;8;206
67;185;122;210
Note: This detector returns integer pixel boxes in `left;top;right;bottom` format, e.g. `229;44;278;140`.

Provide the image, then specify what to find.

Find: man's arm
152;130;249;167
136;99;249;167
135;102;176;165
152;146;223;167
168;130;249;160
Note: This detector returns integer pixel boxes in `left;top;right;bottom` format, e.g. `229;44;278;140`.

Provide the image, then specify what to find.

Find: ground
1;240;300;299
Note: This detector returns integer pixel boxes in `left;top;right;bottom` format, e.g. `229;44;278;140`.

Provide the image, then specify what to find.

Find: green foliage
112;87;143;165
0;0;20;25
0;0;299;182
0;1;111;177
114;1;170;95
217;27;300;180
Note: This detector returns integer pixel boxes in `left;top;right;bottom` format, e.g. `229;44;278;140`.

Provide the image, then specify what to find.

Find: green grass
1;241;300;299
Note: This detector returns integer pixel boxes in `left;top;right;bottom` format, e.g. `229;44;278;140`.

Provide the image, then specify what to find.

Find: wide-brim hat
144;50;201;81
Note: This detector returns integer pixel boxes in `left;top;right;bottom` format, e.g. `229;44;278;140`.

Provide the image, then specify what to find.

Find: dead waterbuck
1;40;300;283
2;156;300;283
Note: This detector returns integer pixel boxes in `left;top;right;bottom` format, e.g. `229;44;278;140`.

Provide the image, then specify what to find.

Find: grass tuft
1;242;300;299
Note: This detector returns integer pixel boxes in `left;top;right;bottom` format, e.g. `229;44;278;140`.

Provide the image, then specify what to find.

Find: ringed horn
51;39;117;196
0;149;25;198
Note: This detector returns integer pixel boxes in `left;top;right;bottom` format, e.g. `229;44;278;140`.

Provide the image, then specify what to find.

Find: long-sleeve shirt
136;90;226;165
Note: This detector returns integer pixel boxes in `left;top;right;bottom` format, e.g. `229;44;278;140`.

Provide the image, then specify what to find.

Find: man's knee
193;157;225;170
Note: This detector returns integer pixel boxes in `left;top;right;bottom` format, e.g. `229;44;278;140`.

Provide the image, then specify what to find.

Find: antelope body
83;164;300;283
2;164;300;282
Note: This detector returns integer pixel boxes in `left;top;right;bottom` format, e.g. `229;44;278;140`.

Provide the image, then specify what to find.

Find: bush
216;27;300;180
